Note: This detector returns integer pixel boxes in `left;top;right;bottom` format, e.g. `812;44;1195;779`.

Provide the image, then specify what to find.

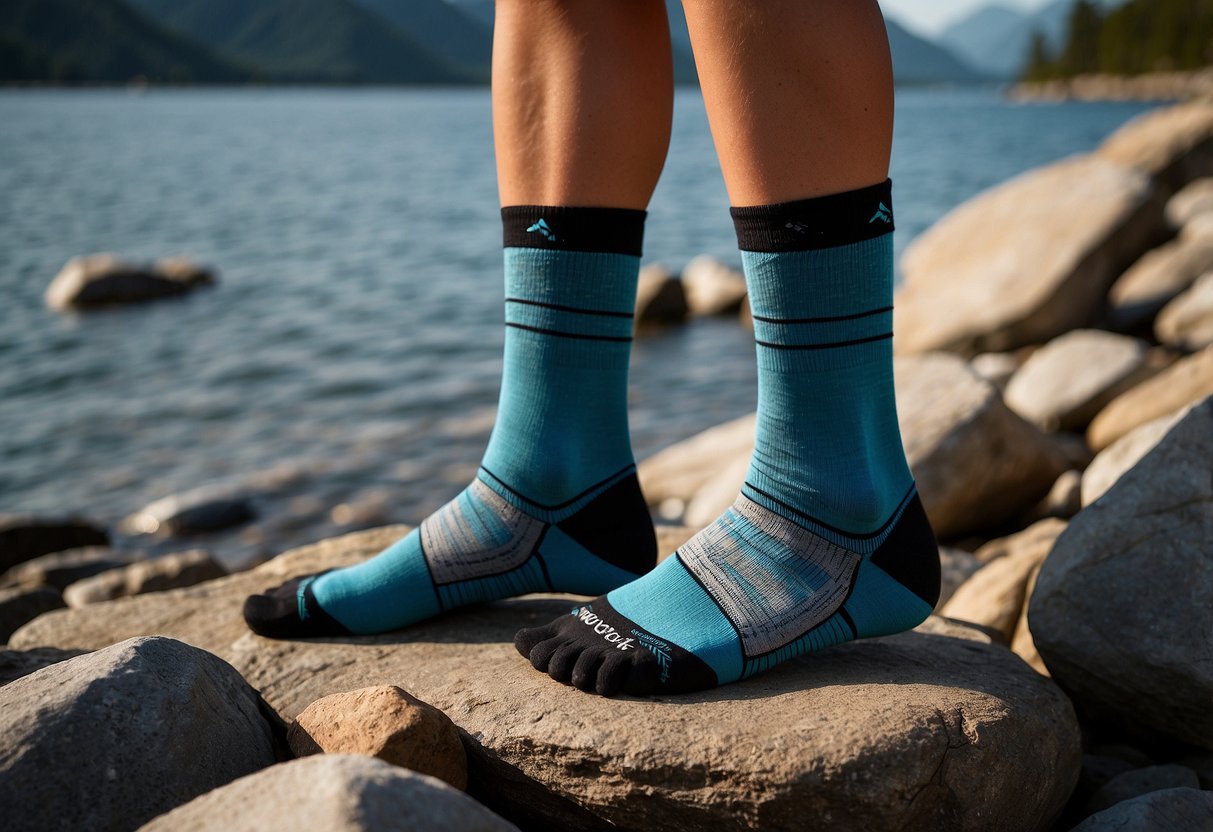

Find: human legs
516;0;940;695
244;0;675;638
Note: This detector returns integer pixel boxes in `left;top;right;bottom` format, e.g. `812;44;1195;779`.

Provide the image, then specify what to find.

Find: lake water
0;88;1154;566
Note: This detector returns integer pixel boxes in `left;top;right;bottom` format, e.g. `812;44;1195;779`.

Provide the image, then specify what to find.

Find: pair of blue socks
243;183;940;696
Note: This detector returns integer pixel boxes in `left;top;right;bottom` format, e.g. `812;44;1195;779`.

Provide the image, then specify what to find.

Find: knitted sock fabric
244;206;657;638
515;181;940;695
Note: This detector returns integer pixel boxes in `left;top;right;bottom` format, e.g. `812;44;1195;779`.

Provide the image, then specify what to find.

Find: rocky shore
1010;68;1213;103
5;100;1213;831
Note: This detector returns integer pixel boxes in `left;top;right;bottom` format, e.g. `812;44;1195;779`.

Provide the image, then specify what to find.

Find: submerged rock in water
1031;397;1213;749
138;755;519;832
10;528;1081;832
634;263;688;324
0;636;278;832
45;253;215;311
680;255;747;316
123;485;256;536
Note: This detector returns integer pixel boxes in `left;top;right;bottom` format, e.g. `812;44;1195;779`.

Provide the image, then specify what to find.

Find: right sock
244;206;657;638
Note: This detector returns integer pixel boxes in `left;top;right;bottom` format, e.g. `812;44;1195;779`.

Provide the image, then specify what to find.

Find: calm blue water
0;88;1153;565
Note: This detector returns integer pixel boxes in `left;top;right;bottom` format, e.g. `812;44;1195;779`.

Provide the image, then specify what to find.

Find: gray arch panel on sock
421;478;545;584
678;495;861;658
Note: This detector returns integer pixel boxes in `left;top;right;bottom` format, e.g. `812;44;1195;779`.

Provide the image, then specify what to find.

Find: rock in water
895;155;1163;356
634;263;688;324
1030;397;1213;749
680;255;747;316
290;686;467;790
0;636;278;832
1069;788;1213;832
63;549;226;606
1086;344;1213;450
45;253;215;310
123;486;256;536
0;585;64;642
9;529;1081;832
894;353;1068;538
0;514;109;573
1156;271;1213;351
138;755;519;832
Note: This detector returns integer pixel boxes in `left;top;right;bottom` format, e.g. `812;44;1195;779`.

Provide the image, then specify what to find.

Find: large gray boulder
0;636;278;832
895;353;1069;538
1030;397;1213;749
1002;329;1151;431
138;755;518;832
11;529;1081;832
895;155;1163;356
1069;787;1213;832
45;254;215;311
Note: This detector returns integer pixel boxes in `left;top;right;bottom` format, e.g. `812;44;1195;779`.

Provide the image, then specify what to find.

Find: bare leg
682;0;893;204
515;1;940;697
493;0;674;208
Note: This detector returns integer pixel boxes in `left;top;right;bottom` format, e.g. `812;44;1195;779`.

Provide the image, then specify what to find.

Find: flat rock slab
13;528;1080;832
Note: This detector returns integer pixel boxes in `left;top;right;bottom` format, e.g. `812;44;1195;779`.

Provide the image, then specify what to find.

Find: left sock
516;181;941;695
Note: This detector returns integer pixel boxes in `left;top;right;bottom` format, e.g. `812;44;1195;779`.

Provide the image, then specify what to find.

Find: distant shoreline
1010;69;1213;103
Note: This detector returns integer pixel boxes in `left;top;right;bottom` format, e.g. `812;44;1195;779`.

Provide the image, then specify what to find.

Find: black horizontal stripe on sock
755;332;892;350
730;179;893;252
502;205;646;256
751;305;892;325
504;322;632;343
741;481;917;543
479;463;636;513
505;297;634;319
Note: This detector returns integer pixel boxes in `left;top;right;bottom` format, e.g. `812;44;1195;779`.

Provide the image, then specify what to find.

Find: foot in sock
244;206;657;638
515;182;942;695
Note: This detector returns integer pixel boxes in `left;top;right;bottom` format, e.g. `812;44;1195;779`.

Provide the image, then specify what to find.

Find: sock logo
784;221;808;234
571;605;634;650
526;218;557;242
869;202;892;224
630;629;672;682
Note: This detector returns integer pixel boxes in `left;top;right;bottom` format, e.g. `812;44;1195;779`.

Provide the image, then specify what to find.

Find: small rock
942;518;1066;641
969;351;1022;389
1070;787;1213;832
680;255;747;316
634;263;688;324
0;646;86;686
1003;329;1151;431
895;155;1163;355
1030;397;1213;749
138;755;519;832
0;514;109;573
62;549;226;607
1108;236;1213;331
45;253;215;311
2;546;136;591
1166;177;1213;229
637;413;756;508
1087;344;1213;449
1098;100;1213;197
1081;409;1187;506
895;353;1069;538
290;686;467;791
1026;470;1083;521
0;636;277;832
1156;270;1213;350
1087;764;1202;815
974;517;1069;565
937;546;982;608
0;585;64;642
124;485;256;536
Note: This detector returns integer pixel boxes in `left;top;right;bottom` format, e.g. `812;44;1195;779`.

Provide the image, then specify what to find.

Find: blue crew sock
244;206;657;638
516;181;941;695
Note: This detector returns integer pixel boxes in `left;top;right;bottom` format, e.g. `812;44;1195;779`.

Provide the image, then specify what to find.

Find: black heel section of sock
557;473;656;576
242;571;353;639
869;494;941;609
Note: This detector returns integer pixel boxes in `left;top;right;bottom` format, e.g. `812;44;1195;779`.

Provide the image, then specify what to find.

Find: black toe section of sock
242;572;352;639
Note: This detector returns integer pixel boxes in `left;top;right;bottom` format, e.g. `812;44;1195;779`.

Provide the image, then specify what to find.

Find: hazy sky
881;0;1054;35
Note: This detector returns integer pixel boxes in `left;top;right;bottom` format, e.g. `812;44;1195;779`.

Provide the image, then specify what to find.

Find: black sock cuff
730;180;894;252
502;205;646;256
